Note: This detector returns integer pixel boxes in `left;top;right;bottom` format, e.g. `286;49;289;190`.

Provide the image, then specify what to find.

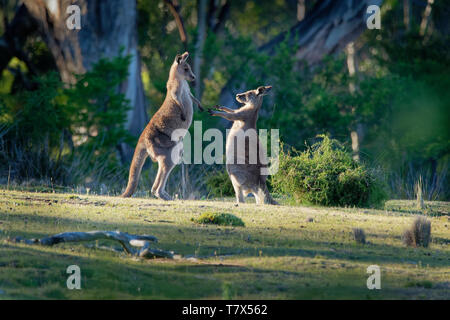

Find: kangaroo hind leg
152;155;175;200
229;174;245;204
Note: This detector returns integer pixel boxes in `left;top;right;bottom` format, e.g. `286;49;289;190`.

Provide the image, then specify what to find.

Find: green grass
0;189;449;299
192;212;245;227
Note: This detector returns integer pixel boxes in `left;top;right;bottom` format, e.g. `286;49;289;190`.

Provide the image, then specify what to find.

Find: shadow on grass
2;211;449;269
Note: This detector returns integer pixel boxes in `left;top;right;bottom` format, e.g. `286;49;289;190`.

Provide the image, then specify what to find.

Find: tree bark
219;0;383;108
403;0;411;31
194;0;207;98
419;0;434;36
346;41;362;162
22;0;148;160
297;0;306;22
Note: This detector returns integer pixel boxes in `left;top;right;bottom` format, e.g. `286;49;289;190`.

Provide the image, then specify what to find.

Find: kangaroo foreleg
190;93;204;112
208;110;246;121
213;105;235;113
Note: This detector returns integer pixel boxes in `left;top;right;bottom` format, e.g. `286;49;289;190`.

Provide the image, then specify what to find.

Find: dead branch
164;0;188;50
11;230;174;259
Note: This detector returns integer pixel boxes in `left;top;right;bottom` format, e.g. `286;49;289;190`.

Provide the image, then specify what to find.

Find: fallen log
11;230;174;259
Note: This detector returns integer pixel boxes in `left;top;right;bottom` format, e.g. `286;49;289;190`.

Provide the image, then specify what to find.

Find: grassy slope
0;189;449;300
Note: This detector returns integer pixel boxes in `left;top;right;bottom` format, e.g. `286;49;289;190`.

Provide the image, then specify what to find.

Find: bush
192;212;245;227
205;169;234;197
0;54;133;188
402;217;431;248
271;135;387;207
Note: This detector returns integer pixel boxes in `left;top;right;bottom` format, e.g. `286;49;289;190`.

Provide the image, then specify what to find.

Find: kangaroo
208;86;278;205
121;52;203;200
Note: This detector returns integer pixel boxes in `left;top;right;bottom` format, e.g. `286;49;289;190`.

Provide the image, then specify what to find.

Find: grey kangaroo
122;52;203;200
208;86;277;205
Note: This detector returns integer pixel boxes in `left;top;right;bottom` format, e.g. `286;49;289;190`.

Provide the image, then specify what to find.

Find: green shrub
0;54;133;188
271;135;387;207
205;169;234;197
192;212;245;227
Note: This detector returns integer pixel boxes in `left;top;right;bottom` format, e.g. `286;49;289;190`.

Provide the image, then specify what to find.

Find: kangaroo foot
153;190;172;201
161;191;172;200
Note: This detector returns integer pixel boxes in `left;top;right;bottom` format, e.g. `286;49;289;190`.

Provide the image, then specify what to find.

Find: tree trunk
419;0;434;36
346;41;363;162
22;0;148;160
219;0;383;107
194;0;207;98
297;0;306;22
403;0;411;31
351;124;365;162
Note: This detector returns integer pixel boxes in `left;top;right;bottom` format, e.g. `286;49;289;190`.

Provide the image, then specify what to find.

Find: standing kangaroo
208;86;277;205
122;52;203;200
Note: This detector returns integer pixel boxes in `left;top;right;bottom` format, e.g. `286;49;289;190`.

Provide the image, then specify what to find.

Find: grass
192;212;245;227
0;189;449;299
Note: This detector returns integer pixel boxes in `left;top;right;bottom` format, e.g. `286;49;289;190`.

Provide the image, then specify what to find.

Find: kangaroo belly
144;87;193;155
179;87;193;125
226;124;265;166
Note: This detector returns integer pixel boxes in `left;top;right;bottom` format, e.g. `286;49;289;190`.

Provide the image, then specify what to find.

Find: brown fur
121;52;203;200
208;86;278;205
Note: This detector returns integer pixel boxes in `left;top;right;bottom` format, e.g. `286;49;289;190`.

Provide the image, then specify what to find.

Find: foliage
64;54;134;182
1;0;449;201
271;136;387;208
0;55;133;188
192;211;245;227
205;168;234;198
0;72;70;182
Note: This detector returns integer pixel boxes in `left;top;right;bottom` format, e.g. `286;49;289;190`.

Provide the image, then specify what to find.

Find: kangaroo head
173;52;195;82
235;85;272;106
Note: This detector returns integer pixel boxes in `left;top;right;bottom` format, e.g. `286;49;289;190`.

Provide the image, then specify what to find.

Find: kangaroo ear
175;52;189;64
257;85;272;95
175;54;182;64
175;51;189;64
180;51;189;63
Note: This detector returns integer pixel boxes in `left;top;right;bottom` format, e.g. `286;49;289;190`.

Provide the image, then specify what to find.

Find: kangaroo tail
268;195;279;205
263;185;279;205
121;143;148;197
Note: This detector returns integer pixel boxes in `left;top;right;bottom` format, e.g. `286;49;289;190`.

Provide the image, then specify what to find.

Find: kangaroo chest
179;81;193;127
